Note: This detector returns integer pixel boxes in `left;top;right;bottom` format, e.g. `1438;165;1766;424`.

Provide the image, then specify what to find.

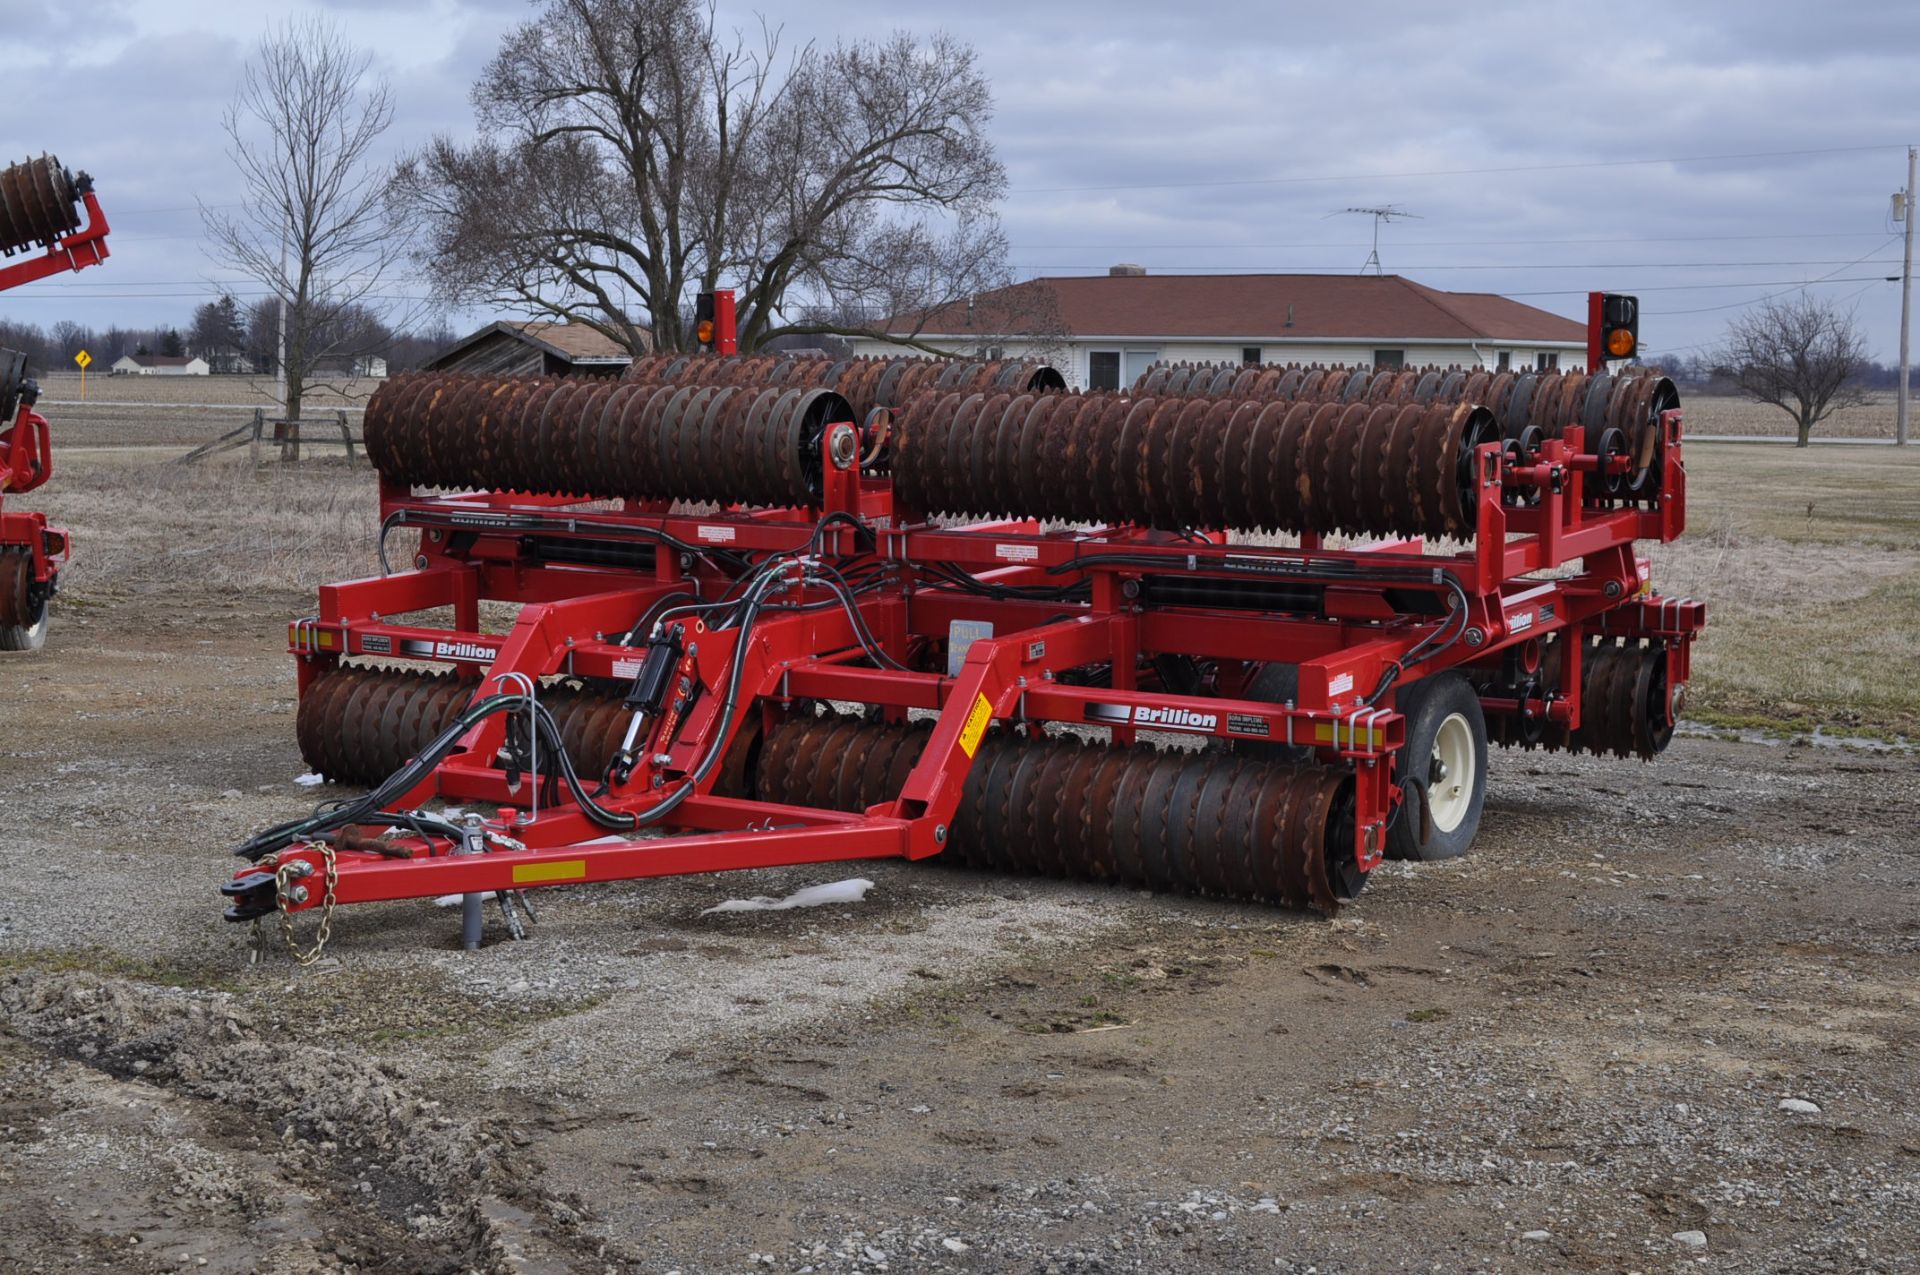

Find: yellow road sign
73;349;91;369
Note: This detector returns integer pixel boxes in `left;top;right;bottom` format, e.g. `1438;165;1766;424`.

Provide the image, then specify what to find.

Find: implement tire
1385;673;1487;861
0;549;48;652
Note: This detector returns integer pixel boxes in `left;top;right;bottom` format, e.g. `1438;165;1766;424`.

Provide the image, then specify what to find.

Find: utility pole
1899;146;1914;446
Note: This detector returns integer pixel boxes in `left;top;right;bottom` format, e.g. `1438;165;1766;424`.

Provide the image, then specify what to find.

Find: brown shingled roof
892;274;1585;344
510;320;647;360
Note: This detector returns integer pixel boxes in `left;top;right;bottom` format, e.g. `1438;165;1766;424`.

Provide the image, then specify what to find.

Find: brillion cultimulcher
223;291;1704;955
0;154;112;651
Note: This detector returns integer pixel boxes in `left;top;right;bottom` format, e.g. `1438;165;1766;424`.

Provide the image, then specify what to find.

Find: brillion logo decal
1087;702;1219;733
402;638;497;663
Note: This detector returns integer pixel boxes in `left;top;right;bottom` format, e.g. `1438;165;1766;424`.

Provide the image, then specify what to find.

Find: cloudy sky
4;0;1915;361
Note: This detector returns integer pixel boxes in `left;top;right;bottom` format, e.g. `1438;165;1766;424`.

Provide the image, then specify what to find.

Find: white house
110;353;210;376
852;269;1590;390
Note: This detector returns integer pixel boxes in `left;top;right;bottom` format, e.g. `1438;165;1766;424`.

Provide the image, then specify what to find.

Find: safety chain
246;841;339;966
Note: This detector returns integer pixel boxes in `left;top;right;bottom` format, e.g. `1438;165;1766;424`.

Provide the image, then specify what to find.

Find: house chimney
1109;263;1147;277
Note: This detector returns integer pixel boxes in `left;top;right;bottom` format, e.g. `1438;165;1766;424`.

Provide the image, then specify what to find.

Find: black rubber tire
1385;673;1487;861
1234;661;1313;762
0;553;48;652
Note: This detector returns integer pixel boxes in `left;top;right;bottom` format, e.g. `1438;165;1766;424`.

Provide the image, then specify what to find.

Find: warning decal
957;693;994;757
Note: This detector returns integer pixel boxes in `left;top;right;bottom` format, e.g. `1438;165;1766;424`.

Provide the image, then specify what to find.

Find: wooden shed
426;320;643;377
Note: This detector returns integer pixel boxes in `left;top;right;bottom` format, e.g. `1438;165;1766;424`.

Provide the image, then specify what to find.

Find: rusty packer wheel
1484;638;1680;760
296;666;637;787
0;155;84;255
751;713;1363;912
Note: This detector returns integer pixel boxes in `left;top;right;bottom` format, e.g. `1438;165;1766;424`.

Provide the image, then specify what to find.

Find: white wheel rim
1427;711;1475;834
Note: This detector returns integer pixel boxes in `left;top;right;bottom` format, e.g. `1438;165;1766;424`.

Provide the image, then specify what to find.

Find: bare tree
48;320;89;363
393;0;1019;354
203;20;415;418
1713;294;1872;447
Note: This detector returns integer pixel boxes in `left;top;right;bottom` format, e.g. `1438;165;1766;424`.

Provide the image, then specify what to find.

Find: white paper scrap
701;878;876;915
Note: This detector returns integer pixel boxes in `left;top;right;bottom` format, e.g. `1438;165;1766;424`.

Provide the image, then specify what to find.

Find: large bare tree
1714;294;1872;447
203;20;413;419
394;0;1021;354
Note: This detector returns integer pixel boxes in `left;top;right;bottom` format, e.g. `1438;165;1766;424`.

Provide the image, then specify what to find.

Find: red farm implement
224;290;1704;954
0;155;111;651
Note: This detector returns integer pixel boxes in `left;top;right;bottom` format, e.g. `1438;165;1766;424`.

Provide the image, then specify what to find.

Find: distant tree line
1660;350;1906;393
0;295;452;377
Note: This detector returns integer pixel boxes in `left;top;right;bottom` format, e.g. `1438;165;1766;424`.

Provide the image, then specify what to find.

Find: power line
1647;236;1903;316
1011;143;1910;195
1503;275;1893;299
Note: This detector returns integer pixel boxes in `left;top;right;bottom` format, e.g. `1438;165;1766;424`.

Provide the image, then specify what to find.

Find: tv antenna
1337;205;1423;275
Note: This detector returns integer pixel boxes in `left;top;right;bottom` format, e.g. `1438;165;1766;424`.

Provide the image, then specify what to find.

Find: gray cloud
2;0;1910;360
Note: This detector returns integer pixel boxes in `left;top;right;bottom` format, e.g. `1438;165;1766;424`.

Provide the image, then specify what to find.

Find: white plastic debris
1672;1230;1708;1249
293;773;325;787
701;878;875;915
1778;1098;1821;1115
1521;1231;1551;1242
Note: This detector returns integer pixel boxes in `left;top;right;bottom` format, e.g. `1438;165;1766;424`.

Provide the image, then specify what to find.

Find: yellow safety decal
958;693;994;758
316;630;337;648
1311;722;1386;749
513;859;587;884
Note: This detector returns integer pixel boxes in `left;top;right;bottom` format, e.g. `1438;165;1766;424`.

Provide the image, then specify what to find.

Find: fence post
248;407;264;466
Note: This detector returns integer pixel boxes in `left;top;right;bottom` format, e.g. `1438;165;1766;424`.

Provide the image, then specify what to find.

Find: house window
1536;352;1559;371
1373;348;1405;369
1087;348;1162;392
1242;347;1262;365
1496;351;1511;371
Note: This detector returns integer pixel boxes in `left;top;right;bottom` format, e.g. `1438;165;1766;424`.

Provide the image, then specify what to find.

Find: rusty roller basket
622;351;1066;426
755;713;1362;910
1135;360;1677;496
891;391;1498;539
0;155;85;257
366;373;859;507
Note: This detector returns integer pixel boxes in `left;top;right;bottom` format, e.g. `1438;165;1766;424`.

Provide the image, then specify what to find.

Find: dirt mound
0;971;539;1274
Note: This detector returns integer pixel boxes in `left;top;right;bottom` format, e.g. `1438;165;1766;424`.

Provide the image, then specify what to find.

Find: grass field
33;371;381;448
1649;441;1920;735
1680;391;1901;439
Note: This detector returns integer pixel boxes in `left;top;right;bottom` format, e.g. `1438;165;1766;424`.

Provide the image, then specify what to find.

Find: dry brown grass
38;452;386;601
1681;392;1899;440
1650;442;1920;734
36;371;381;407
33;374;380;449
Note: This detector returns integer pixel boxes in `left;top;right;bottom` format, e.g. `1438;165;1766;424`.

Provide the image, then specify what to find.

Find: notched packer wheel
753;712;1365;913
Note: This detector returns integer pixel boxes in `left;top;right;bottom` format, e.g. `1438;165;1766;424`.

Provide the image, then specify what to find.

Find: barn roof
888;273;1587;345
429;320;644;373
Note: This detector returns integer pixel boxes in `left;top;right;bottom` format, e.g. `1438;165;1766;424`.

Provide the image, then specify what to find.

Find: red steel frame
247;408;1703;916
0;188;110;599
